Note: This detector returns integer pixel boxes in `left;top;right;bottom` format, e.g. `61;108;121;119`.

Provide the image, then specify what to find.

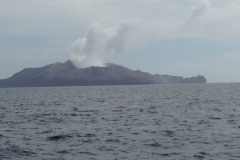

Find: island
0;60;206;87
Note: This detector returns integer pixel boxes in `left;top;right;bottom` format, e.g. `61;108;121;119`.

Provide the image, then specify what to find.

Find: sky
1;0;240;83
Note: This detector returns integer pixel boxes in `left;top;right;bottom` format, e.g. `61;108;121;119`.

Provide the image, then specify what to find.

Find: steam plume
70;19;141;68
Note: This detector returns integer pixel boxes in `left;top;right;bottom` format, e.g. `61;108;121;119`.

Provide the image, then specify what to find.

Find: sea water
0;83;240;160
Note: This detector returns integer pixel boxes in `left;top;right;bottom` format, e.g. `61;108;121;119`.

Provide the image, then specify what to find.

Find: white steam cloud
70;19;141;68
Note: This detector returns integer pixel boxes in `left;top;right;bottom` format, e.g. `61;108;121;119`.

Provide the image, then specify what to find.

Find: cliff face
181;75;207;83
0;60;207;87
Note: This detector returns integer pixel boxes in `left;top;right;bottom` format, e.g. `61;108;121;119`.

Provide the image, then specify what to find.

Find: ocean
0;83;240;160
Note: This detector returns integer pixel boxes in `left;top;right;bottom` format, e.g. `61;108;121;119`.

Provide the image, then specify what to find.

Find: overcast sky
1;0;240;83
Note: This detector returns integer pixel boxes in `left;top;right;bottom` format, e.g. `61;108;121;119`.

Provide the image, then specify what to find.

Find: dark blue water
1;83;240;160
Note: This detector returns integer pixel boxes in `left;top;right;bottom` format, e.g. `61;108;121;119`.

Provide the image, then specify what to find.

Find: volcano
0;60;206;87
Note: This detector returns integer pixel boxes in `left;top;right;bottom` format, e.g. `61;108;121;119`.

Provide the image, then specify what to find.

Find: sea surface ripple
1;83;240;160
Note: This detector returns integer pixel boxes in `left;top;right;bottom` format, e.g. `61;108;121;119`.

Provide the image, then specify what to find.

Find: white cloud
70;19;141;68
